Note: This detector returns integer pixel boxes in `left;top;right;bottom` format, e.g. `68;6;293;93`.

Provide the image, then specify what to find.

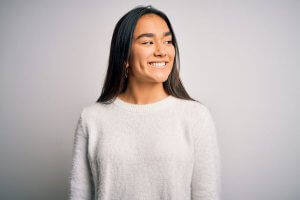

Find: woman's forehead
133;14;170;38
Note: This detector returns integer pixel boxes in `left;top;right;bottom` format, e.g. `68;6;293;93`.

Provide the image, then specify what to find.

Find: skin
118;13;175;104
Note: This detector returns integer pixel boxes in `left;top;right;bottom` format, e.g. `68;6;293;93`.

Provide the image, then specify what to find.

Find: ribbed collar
113;95;177;113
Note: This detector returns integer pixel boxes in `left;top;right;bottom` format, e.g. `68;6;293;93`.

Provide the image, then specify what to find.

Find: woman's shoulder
79;101;113;121
175;97;216;130
174;97;210;116
167;97;212;128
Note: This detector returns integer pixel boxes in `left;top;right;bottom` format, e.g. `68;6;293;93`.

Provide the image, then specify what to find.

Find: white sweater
69;95;221;200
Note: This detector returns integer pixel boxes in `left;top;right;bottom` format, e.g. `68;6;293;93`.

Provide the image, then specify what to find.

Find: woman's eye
142;41;153;45
142;40;173;45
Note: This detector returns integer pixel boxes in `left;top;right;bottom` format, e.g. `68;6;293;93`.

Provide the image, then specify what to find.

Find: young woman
69;5;221;200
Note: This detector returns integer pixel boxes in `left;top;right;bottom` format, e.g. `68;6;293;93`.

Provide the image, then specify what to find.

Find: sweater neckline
113;95;176;113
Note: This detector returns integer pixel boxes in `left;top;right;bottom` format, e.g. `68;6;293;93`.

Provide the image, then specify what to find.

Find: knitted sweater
69;95;221;200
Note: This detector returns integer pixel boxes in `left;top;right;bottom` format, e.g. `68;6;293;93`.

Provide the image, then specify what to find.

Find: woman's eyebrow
135;32;171;40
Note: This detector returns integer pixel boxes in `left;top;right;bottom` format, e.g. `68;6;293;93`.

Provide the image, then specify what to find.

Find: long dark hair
96;5;199;104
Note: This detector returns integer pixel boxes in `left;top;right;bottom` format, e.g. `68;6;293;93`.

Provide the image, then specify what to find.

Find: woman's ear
124;61;129;68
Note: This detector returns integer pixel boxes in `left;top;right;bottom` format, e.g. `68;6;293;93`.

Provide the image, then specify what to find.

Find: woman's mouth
148;62;168;68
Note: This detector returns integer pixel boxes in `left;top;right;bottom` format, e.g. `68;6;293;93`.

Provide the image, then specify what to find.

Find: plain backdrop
0;1;299;200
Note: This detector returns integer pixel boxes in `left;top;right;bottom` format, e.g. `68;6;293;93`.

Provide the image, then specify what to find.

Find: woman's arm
69;113;94;200
191;106;221;200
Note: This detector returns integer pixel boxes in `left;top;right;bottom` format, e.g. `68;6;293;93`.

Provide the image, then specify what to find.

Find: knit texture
69;95;221;200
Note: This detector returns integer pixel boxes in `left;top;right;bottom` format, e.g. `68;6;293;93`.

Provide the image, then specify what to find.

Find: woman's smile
148;61;168;69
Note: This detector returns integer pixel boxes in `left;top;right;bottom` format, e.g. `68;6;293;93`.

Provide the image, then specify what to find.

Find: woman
69;5;221;200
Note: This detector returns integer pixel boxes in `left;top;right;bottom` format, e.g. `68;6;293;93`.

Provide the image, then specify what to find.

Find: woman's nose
154;43;167;57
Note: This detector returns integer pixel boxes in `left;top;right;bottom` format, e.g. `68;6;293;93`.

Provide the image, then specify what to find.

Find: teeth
149;62;166;68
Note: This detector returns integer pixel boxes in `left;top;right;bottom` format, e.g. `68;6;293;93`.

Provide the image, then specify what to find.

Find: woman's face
127;14;175;83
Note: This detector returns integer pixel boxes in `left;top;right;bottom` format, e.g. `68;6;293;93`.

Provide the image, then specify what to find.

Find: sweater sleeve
69;112;94;200
191;106;221;200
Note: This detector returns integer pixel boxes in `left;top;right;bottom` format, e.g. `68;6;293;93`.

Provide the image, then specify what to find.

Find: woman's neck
118;83;169;105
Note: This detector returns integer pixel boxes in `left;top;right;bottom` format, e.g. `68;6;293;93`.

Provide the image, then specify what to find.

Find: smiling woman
127;13;175;85
69;5;221;200
96;5;195;104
